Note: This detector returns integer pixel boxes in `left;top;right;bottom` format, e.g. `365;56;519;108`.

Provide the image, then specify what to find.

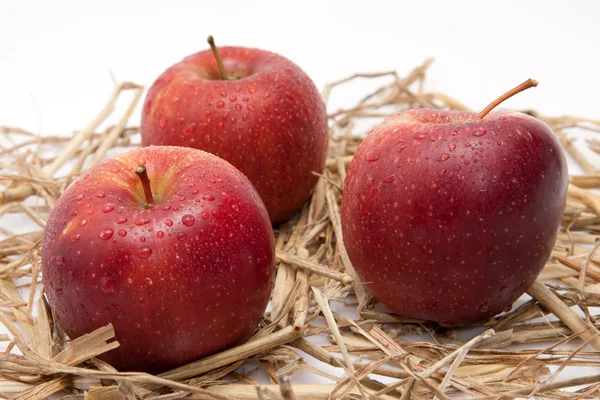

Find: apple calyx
207;35;229;80
477;78;539;119
135;165;154;208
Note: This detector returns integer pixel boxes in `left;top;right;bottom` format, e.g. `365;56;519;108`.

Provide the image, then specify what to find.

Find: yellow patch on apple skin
382;113;420;128
112;148;202;207
149;92;164;120
61;220;76;238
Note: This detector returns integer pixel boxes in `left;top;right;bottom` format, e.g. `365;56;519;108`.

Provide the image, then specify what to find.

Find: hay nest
1;59;600;399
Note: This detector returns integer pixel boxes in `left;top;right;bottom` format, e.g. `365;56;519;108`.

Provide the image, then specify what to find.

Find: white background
1;0;600;137
1;0;600;388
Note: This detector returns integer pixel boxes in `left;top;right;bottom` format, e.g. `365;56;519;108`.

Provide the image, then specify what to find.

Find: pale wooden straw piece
570;174;600;189
159;326;304;382
559;133;597;174
276;250;353;285
527;282;600;351
568;183;600;216
324;182;369;309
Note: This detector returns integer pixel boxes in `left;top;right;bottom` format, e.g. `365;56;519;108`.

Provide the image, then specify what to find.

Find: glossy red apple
42;146;275;372
341;80;568;326
140;36;329;223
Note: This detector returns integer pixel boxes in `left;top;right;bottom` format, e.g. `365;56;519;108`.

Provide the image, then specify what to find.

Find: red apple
140;36;329;223
341;80;568;326
42;146;275;372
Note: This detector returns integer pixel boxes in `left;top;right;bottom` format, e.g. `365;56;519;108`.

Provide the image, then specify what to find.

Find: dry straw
1;59;600;399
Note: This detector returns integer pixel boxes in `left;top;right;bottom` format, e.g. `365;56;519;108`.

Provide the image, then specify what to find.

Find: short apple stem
135;165;154;207
207;35;228;80
477;78;539;119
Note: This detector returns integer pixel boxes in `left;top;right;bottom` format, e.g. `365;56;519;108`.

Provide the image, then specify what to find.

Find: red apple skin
341;109;568;326
140;46;329;224
42;146;275;372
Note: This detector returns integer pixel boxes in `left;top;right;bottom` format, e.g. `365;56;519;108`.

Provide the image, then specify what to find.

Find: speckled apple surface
42;146;275;372
341;109;568;326
141;46;328;223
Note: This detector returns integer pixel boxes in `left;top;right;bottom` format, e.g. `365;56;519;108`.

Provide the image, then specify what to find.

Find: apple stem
135;165;154;207
477;78;539;119
207;35;228;80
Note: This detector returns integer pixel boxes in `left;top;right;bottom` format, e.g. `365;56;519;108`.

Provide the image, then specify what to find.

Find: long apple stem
207;35;228;80
135;165;154;207
477;78;539;119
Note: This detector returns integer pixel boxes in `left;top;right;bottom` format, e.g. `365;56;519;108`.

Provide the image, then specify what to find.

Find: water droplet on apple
71;234;80;243
414;133;427;140
96;191;106;198
248;104;255;112
140;236;146;242
116;216;127;224
365;152;380;162
499;284;508;291
165;219;174;226
453;165;461;171
439;153;450;162
138;247;153;259
183;123;197;136
56;255;65;264
156;231;164;239
161;205;171;211
135;217;150;226
203;194;215;201
216;100;225;108
80;219;87;226
452;128;461;136
229;95;237;102
182;214;195;226
192;189;199;195
479;300;490;313
397;145;407;153
177;232;188;241
231;204;239;212
201;211;209;220
480;173;486;182
176;117;185;125
159;117;167;128
235;104;242;111
449;143;456;152
98;229;114;240
76;194;84;201
102;204;114;213
99;276;116;294
71;209;78;217
473;130;487;137
383;175;395;183
118;229;127;237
